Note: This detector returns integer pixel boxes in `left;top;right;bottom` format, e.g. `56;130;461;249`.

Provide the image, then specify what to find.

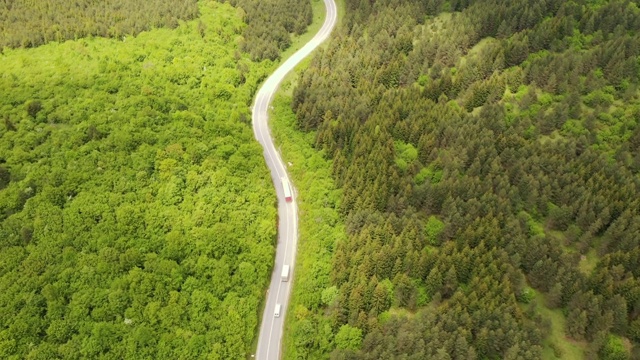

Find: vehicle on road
253;0;337;356
281;265;290;282
281;177;292;202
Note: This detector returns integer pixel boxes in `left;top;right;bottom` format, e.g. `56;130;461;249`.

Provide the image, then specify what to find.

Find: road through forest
252;0;337;358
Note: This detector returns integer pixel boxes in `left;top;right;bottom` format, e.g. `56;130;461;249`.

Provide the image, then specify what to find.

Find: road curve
252;0;337;359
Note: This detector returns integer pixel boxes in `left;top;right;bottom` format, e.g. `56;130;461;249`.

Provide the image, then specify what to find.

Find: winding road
251;0;337;358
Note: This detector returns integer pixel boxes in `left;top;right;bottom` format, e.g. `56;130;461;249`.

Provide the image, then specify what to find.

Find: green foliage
394;140;418;172
0;2;283;358
0;0;198;48
584;89;615;108
520;211;545;236
562;119;589;137
24;100;42;118
414;164;443;185
334;325;362;350
0;166;10;190
424;216;445;246
547;203;571;231
600;335;630;360
517;287;535;304
549;341;565;359
629;319;640;342
321;286;339;306
415;284;430;306
533;292;585;359
230;0;313;61
288;0;640;357
269;94;347;359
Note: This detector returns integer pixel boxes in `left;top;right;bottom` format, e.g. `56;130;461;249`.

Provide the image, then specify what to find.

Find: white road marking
253;0;337;358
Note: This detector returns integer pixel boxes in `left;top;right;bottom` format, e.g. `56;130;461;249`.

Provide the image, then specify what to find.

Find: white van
274;304;281;317
281;265;290;282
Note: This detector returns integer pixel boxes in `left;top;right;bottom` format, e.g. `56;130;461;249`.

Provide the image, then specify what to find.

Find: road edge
251;0;338;358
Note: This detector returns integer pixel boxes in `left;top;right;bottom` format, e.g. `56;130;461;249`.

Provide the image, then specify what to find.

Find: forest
285;0;640;358
229;0;313;61
0;0;313;358
0;0;311;63
0;0;199;49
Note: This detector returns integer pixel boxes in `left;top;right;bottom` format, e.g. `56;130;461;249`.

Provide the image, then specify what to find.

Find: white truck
274;304;281;317
281;265;290;282
281;177;292;202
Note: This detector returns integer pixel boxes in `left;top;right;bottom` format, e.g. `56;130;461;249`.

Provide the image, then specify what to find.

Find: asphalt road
251;0;337;358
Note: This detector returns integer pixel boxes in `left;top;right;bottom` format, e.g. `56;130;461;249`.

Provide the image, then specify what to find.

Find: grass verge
280;0;328;61
271;93;346;359
282;0;346;60
279;0;345;97
265;0;346;358
250;0;344;357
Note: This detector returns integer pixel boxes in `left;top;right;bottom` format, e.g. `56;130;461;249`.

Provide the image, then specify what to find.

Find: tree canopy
0;0;199;49
285;0;640;358
0;0;317;356
229;0;313;61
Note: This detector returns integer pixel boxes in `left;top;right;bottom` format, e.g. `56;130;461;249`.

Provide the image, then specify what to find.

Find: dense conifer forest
0;0;312;358
0;0;199;49
286;0;640;358
230;0;313;60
